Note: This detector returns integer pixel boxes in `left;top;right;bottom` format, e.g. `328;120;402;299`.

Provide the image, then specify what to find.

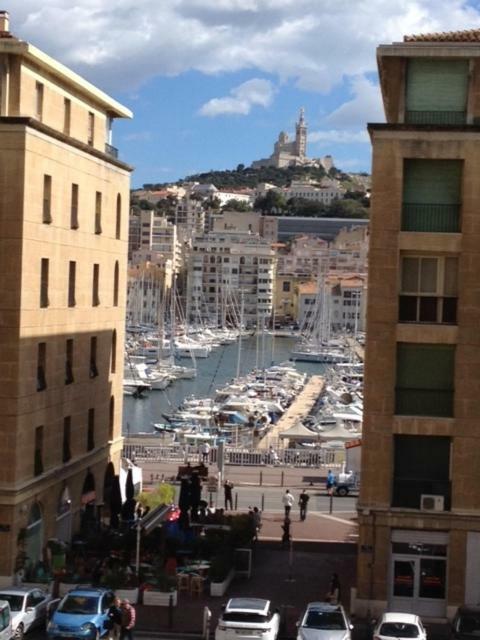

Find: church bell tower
295;107;307;159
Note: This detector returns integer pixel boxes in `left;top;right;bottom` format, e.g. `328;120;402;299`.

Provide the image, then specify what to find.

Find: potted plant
143;570;177;606
209;553;234;597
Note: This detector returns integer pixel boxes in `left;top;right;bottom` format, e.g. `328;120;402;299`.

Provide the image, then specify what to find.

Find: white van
0;600;12;640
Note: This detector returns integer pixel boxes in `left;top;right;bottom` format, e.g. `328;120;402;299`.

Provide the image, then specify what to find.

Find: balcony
395;388;453;417
405;110;466;126
105;143;119;159
402;203;460;233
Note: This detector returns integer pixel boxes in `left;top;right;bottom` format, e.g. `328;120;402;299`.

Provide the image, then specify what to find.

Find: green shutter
406;58;468;114
403;160;462;205
397;343;454;390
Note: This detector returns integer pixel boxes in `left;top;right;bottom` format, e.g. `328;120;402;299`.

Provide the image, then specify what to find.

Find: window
35;82;44;121
70;184;79;229
399;256;458;324
402;159;462;233
65;339;74;384
43;175;52;223
95;192;102;234
63;416;71;463
113;261;119;307
87;111;95;146
34;426;43;476
116;194;121;239
68;261;76;307
37;342;47;391
109;396;115;440
111;330;117;373
282;281;291;292
63;98;71;135
396;343;455;417
92;263;100;306
87;408;95;451
40;258;49;307
393;435;451;509
89;336;98;378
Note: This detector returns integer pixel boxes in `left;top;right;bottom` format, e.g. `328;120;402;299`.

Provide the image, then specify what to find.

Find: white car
215;598;280;640
0;587;52;639
297;602;353;640
373;613;427;640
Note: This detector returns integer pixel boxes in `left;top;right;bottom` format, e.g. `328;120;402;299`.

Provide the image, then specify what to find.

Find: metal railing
402;203;460;233
105;143;119;159
405;110;466;126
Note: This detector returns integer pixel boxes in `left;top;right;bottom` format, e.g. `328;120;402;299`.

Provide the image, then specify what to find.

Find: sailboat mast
236;290;244;378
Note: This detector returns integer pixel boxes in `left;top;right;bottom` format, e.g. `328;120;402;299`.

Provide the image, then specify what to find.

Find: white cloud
199;78;274;116
309;129;370;144
9;1;480;92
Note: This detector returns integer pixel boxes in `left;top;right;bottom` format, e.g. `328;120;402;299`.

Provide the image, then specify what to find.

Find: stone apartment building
356;28;480;618
0;13;131;582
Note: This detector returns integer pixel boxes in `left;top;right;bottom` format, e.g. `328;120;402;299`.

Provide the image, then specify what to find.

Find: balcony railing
402;203;460;233
392;478;451;510
395;387;454;417
105;143;119;159
405;110;466;125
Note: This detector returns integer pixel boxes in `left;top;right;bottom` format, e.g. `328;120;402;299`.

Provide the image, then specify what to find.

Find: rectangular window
402;159;462;232
68;261;76;307
87;408;95;451
92;263;100;306
89;336;98;378
35;82;44;121
70;184;79;229
63;98;71;135
396;343;455;417
393;435;451;509
399;255;458;324
37;342;47;391
282;281;291;292
65;338;74;385
34;426;44;476
95;191;102;234
88;111;95;146
43;174;52;224
63;416;71;463
405;58;468;125
40;258;49;308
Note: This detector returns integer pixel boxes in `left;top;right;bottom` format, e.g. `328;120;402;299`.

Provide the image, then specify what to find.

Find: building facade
0;13;131;582
357;29;480;619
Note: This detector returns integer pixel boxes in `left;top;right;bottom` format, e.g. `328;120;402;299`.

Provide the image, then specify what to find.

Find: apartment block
0;13;131;582
357;29;480;618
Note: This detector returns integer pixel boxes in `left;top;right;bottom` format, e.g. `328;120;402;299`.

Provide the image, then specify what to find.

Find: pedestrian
299;489;310;521
281;516;291;549
200;441;211;464
326;470;335;495
325;573;341;604
282;489;294;517
105;597;122;640
120;599;136;640
224;480;234;510
252;506;262;540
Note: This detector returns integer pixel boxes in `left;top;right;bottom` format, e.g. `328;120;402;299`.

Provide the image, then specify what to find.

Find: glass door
390;554;447;616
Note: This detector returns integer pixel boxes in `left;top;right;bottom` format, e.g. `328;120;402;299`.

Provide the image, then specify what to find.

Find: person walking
299;489;310;521
281;516;291;549
200;441;211;464
223;480;234;510
120;599;136;640
106;597;122;640
326;470;335;495
282;489;294;517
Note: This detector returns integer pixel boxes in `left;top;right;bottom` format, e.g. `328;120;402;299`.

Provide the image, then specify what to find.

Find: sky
9;0;480;187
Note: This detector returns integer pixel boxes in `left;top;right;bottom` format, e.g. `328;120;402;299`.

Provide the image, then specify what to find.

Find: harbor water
122;334;327;434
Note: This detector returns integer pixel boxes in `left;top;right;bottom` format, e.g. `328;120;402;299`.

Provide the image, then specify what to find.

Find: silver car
297;603;353;640
0;587;52;639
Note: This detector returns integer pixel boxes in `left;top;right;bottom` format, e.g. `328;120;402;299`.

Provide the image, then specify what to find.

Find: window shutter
403;160;462;205
406;58;469;113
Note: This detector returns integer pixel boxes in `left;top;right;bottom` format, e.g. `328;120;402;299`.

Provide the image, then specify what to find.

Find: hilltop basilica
251;108;333;171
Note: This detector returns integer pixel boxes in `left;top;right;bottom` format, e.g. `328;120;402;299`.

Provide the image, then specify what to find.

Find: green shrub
137;483;175;510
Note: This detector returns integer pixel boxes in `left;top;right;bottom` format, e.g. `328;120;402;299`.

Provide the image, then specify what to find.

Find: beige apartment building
357;29;480;618
0;13;132;582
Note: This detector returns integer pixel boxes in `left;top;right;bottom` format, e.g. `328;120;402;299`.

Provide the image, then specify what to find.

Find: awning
139;504;175;534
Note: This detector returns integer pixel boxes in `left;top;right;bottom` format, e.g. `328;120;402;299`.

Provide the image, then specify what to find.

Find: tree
222;198;252;212
139;199;154;210
254;190;286;214
326;198;369;219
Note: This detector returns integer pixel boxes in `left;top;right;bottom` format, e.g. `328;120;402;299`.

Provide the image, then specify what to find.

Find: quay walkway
258;374;325;449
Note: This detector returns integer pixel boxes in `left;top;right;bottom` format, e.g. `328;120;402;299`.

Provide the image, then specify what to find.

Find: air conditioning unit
420;494;444;511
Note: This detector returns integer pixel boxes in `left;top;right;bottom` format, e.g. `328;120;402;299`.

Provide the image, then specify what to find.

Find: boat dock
257;374;325;450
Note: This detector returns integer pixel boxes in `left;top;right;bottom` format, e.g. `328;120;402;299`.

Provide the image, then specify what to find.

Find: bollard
281;470;284;487
235;492;238;510
168;594;174;629
329;493;333;514
209;492;213;508
261;493;265;511
260;471;263;486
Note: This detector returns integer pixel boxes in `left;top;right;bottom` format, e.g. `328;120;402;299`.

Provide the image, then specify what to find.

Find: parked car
215;598;280;640
0;600;12;640
296;602;353;640
47;588;115;640
373;613;427;640
0;587;52;639
451;605;480;640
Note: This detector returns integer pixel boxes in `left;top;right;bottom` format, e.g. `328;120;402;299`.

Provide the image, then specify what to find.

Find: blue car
47;588;115;640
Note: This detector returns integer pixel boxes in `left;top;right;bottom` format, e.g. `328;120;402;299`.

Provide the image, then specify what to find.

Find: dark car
451;606;480;640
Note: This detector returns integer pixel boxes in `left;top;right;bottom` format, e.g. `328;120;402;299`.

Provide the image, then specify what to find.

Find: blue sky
10;1;480;187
